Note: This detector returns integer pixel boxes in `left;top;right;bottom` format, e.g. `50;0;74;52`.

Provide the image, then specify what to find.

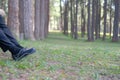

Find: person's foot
12;48;36;61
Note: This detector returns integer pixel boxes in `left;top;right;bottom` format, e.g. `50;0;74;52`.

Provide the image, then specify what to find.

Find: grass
0;32;120;80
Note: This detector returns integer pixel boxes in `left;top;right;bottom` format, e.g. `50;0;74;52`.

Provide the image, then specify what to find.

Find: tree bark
34;0;41;40
19;0;35;40
103;0;107;40
112;0;119;42
8;0;19;39
87;0;92;41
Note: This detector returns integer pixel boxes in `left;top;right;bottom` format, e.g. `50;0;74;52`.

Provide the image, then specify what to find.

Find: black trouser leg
2;27;23;49
0;29;21;55
0;43;6;52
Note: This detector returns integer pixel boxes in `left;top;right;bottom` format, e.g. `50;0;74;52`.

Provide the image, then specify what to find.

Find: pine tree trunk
91;0;95;41
8;0;19;39
87;0;92;41
63;0;69;35
44;0;49;38
34;0;41;40
19;0;35;40
74;0;78;39
19;0;24;40
112;0;119;42
40;0;45;40
103;0;107;40
35;0;49;40
70;0;74;38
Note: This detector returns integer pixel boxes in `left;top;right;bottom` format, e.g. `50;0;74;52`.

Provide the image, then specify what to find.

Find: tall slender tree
70;0;74;38
87;0;92;41
74;0;78;39
98;0;101;39
19;0;24;40
91;0;96;41
34;0;41;40
112;0;120;42
81;1;86;38
95;0;100;39
19;0;35;40
103;0;107;40
35;0;49;40
63;0;69;35
44;0;50;38
8;0;19;39
109;0;112;39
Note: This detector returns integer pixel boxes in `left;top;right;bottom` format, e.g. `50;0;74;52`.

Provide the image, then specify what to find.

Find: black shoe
12;48;36;61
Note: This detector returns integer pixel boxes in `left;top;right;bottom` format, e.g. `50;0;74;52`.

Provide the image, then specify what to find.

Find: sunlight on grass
0;32;120;80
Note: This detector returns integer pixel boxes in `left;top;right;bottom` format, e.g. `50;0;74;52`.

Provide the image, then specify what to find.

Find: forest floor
0;32;120;80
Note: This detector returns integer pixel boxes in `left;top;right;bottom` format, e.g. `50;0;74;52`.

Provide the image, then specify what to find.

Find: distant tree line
60;0;120;42
0;0;49;40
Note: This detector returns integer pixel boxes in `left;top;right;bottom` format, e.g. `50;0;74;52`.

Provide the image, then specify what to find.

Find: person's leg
0;28;21;54
0;42;10;52
0;42;8;52
2;27;23;49
0;28;36;61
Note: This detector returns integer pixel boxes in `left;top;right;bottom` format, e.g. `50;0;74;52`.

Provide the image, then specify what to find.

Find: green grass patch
0;32;120;80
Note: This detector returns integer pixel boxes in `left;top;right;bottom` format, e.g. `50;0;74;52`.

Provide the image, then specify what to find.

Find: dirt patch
100;75;120;80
